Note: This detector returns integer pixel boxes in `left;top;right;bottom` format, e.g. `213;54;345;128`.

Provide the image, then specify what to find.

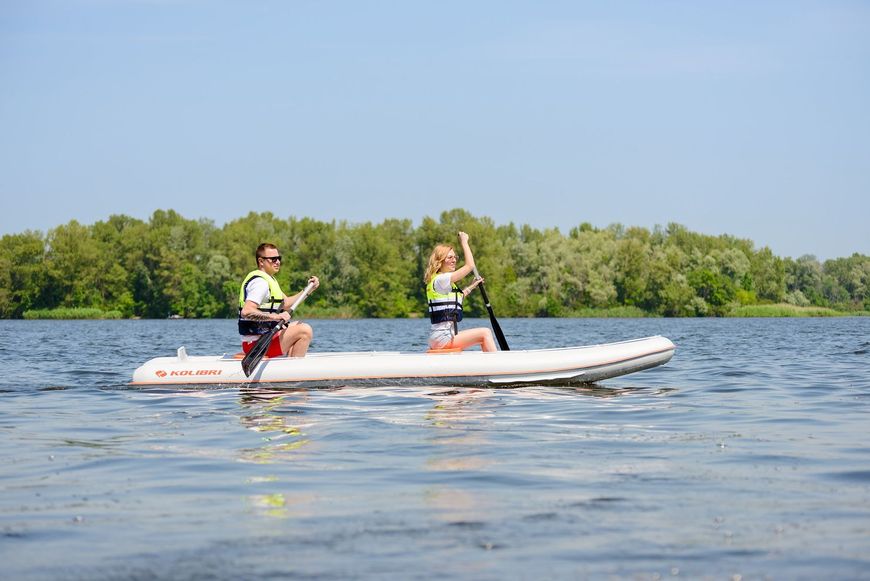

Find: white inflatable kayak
130;335;675;387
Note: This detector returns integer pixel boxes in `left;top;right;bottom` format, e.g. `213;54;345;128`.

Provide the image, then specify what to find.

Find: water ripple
2;317;870;580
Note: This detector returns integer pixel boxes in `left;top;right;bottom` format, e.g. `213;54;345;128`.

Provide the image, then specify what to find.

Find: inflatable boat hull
130;335;675;387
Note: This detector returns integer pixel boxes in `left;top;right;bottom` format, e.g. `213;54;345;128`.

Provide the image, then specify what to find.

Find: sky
1;0;868;260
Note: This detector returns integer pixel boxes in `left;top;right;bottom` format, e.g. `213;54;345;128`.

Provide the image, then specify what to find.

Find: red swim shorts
241;333;284;358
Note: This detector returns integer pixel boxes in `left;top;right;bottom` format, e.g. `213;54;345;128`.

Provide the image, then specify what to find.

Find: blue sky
1;0;868;260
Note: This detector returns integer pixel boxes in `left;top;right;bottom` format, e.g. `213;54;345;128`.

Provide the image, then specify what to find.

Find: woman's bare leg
451;327;497;352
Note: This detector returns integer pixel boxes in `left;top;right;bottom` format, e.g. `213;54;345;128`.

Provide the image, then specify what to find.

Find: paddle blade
241;327;279;377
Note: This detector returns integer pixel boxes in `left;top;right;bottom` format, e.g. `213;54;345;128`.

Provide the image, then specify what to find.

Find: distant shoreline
18;304;868;320
3;210;867;320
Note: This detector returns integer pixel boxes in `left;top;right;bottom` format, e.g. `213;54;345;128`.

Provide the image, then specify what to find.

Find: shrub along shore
22;308;123;320
3;209;868;319
21;304;866;319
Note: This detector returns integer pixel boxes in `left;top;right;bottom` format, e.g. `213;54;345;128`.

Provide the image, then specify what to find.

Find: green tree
687;268;735;315
90;214;148;316
2;207;867;319
350;220;417;317
823;254;870;309
750;247;786;303
44;221;103;309
786;255;824;306
613;228;652;308
0;231;46;318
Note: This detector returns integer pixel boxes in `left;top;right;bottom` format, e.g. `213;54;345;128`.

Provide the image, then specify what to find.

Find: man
238;243;319;358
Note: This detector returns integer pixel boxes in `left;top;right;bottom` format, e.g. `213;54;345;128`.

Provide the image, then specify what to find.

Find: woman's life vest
427;274;464;328
238;270;285;335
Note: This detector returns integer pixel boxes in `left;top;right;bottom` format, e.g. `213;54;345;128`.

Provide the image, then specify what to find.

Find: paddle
472;267;510;351
241;281;317;377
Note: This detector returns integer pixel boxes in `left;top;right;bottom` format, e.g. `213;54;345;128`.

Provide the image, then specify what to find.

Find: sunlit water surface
1;318;868;580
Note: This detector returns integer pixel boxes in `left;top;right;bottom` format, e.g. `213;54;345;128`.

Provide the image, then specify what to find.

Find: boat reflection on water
236;387;319;519
237;387;314;464
423;387;496;428
414;383;675;527
229;382;673;521
420;387;496;525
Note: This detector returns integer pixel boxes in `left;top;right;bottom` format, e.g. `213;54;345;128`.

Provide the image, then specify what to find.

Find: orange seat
426;347;463;354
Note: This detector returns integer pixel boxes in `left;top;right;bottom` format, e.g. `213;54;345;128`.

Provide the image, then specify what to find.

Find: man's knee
297;322;313;339
282;323;312;342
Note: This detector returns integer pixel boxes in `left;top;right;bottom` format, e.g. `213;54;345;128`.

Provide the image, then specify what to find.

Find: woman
423;231;496;352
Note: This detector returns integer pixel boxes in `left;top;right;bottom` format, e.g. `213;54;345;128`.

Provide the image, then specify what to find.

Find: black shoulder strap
243;274;265;301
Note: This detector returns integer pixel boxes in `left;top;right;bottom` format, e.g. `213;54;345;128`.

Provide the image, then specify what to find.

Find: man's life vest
238;270;285;335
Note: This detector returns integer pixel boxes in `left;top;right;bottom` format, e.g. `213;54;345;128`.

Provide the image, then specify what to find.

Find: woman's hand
464;277;484;296
458;231;470;245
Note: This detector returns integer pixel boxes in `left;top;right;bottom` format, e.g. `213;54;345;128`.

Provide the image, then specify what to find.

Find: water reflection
424;387;495;428
237;388;312;464
421;388;495;524
547;383;672;399
246;490;319;519
237;387;316;518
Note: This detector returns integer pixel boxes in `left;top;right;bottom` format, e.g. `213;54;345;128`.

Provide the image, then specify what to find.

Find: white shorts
428;326;455;349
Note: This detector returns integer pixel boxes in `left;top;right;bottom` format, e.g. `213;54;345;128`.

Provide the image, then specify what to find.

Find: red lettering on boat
168;369;222;377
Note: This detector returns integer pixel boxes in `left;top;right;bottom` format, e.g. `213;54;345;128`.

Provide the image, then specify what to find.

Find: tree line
1;208;867;319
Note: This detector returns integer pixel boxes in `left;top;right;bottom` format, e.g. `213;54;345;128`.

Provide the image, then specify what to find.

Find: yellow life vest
238;270;285;335
427;274;463;325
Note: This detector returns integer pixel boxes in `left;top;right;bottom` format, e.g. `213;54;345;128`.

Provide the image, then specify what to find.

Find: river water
1;317;868;580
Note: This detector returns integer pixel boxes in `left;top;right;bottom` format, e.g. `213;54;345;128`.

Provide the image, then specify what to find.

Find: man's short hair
256;243;278;261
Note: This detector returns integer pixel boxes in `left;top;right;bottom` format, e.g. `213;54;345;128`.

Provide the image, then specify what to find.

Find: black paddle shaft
475;279;510;351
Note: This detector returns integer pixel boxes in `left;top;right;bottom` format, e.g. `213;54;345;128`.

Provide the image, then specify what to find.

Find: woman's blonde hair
423;244;454;284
